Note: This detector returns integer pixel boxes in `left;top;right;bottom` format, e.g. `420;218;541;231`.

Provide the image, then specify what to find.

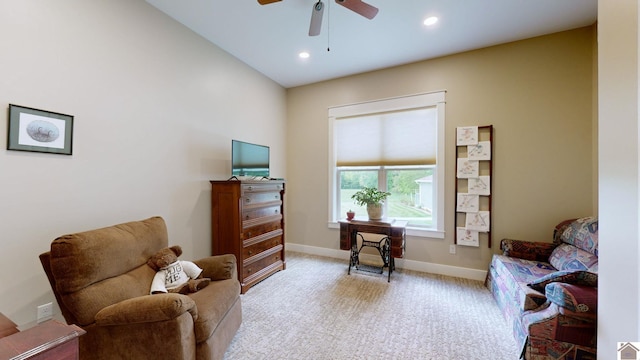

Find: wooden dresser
210;180;285;293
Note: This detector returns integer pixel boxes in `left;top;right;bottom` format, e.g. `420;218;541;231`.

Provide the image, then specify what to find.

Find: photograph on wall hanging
6;104;74;155
456;158;479;178
465;211;491;232
467;141;491;160
456;227;480;247
456;193;479;212
468;176;491;196
456;126;478;145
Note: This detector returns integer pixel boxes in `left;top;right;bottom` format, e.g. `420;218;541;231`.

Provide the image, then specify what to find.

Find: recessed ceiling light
299;51;310;59
423;16;438;26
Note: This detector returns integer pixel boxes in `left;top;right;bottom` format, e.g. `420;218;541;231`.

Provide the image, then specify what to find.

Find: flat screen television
231;140;270;178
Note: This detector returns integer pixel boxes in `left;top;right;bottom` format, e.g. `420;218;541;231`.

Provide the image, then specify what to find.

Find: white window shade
335;107;437;167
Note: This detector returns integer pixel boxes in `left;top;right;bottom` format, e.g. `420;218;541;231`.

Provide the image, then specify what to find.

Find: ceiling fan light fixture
423;16;438;26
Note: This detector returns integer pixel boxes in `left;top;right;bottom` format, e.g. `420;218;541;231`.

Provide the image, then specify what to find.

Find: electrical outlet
449;244;456;254
37;302;53;323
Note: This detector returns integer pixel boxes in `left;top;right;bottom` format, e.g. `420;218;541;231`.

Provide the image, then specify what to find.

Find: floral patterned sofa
486;217;598;360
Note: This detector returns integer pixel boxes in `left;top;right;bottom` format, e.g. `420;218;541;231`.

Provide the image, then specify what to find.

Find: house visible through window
328;92;446;238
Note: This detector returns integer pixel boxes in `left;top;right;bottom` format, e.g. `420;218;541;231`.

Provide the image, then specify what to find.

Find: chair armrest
95;293;197;326
553;218;577;245
545;282;597;315
500;238;557;262
522;301;596;348
194;254;238;281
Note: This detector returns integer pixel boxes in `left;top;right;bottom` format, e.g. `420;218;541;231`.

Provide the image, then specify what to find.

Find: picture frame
7;104;74;155
456;157;479;178
465;211;491;232
456;193;479;212
456;227;480;247
456;126;478;145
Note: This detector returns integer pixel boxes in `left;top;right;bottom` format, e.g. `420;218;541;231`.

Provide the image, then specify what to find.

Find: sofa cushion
63;264;156;325
560;216;598;255
50;216;168;293
49;217;168;325
549;244;598;272
492;255;557;282
527;270;598;292
491;255;555;311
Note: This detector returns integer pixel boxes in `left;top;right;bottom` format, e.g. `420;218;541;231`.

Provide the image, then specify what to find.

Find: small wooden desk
339;219;407;282
0;320;85;360
0;313;19;339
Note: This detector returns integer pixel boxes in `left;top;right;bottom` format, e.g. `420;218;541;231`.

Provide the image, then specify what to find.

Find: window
328;92;445;238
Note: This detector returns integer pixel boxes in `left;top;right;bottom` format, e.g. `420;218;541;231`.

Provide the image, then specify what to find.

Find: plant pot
346;211;355;220
366;203;383;221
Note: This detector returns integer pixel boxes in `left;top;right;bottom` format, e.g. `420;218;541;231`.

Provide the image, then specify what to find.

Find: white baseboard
285;243;488;282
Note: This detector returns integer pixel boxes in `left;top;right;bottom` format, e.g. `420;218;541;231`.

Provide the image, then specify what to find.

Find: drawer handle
248;250;253;256
274;195;279;199
248;186;253;191
247;268;252;273
275;209;279;214
246;215;250;220
245;198;251;203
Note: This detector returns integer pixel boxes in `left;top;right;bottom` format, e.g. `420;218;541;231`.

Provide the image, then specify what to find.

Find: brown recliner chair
39;216;242;360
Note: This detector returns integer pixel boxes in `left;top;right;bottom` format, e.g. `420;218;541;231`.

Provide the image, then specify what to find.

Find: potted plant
351;187;391;220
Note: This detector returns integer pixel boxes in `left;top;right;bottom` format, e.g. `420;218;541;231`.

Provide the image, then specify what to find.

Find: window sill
328;221;445;239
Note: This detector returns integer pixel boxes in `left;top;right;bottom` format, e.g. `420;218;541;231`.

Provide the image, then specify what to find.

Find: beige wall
597;0;640;354
0;0;286;327
286;27;595;274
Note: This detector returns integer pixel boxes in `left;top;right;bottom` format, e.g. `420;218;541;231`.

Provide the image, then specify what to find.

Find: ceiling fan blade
335;0;378;19
257;0;282;5
309;1;324;36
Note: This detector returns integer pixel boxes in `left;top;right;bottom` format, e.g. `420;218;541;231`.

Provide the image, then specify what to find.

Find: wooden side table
0;313;19;339
339;219;407;282
0;319;85;360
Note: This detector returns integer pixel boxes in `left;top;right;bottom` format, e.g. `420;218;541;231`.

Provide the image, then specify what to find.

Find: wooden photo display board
454;125;493;248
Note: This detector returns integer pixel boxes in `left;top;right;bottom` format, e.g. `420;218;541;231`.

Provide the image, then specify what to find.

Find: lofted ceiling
146;0;597;88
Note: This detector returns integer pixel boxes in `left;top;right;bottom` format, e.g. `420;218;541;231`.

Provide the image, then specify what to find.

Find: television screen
232;140;270;178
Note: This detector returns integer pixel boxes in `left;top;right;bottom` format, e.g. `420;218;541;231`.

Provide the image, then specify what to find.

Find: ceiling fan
257;0;379;36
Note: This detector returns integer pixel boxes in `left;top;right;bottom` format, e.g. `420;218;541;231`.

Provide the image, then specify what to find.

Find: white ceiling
146;0;597;88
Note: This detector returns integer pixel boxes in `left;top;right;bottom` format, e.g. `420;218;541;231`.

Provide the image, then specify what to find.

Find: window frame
327;91;446;239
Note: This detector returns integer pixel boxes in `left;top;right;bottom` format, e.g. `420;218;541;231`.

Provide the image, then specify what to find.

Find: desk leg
348;229;358;275
385;238;392;282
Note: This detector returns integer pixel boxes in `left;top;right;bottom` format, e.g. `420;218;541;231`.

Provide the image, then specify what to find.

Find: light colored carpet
223;252;519;360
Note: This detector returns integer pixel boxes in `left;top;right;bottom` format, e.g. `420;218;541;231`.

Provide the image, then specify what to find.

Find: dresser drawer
242;221;281;240
243;229;283;259
243;205;281;221
390;227;406;258
242;192;281;207
243;245;283;279
242;183;284;194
